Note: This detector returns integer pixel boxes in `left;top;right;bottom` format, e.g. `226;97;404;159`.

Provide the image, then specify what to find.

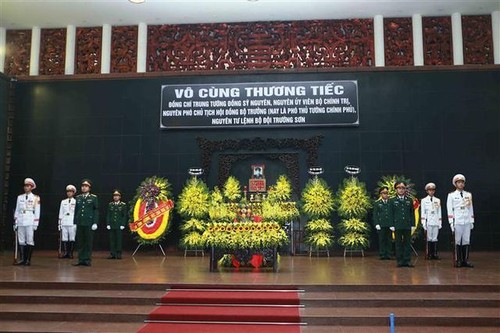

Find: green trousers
109;229;123;257
395;229;411;266
377;227;393;259
76;225;94;264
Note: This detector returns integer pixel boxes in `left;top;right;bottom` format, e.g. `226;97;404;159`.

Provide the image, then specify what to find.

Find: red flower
253;215;262;223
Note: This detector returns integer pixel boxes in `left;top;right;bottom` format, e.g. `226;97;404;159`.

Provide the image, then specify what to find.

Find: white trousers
426;225;440;242
61;225;76;242
455;224;472;245
17;226;34;246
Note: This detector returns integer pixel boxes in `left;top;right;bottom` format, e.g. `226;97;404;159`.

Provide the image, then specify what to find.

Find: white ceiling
1;0;499;30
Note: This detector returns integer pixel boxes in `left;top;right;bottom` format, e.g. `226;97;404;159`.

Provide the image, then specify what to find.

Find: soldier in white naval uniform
447;174;474;268
13;178;41;266
420;182;442;260
58;185;77;259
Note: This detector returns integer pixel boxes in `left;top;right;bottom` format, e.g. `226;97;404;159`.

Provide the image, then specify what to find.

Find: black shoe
397;263;404;267
73;262;86;266
462;261;474;268
106;255;116;259
406;263;414;267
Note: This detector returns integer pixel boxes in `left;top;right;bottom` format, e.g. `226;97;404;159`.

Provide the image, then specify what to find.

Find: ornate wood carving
39;28;66;75
196;136;323;178
75;27;102;74
111;25;138;73
218;153;300;194
384;18;413;66
292;19;374;68
5;30;31;76
422;17;452;66
147;20;373;72
462;15;493;65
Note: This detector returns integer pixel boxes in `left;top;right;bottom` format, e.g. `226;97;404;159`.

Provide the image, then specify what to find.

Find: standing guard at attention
106;190;128;259
373;186;393;260
421;183;442;260
13;178;41;266
390;181;415;268
58;184;77;259
73;179;99;267
447;174;475;268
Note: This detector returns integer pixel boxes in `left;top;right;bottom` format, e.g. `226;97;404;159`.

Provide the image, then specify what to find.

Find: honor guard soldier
390;181;415;267
373;186;393;260
58;185;77;259
13;178;41;266
106;190;127;259
447;174;474;268
421;183;442;260
73;179;99;266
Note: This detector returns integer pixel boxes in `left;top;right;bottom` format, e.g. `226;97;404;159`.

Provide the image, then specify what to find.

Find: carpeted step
0;320;144;333
148;304;301;323
301;325;500;333
138;322;302;333
161;289;301;305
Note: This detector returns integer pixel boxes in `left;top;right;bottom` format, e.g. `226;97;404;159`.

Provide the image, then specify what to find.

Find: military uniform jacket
14;193;41;227
58;198;76;226
446;190;474;226
106;201;128;229
420;196;442;227
75;193;99;226
390;196;414;230
373;199;392;228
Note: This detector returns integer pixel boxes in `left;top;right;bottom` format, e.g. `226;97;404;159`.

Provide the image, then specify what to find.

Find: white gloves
375;224;381;231
120;226;125;230
450;224;455;233
33;226;38;231
423;224;427;231
389;227;395;232
470;224;474;230
58;224;61;231
107;225;111;230
13;224;17;231
91;224;98;231
438;225;442;230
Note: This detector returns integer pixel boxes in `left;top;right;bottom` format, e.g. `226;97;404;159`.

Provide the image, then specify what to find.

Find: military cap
81;179;92;187
452;174;465;185
66;184;77;192
112;190;121;196
24;178;36;189
425;182;436;190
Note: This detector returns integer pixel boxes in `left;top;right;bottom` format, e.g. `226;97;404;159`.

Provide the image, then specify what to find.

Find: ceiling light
129;0;145;4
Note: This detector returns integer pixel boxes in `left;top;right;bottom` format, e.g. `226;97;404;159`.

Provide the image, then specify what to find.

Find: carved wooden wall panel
462;15;493;65
422;17;452;66
292;19;374;68
384;18;413;66
147;20;374;72
147;24;230;71
75;27;102;74
39;28;66;75
5;30;31;76
111;25;138;73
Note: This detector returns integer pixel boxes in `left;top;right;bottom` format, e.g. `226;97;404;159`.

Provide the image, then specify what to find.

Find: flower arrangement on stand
375;175;421;239
301;177;335;253
177;177;210;249
202;175;295;268
129;176;174;246
336;177;372;251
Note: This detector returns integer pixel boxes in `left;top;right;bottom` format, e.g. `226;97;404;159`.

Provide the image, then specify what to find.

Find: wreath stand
309;246;330;257
132;243;166;256
343;248;365;257
184;248;204;257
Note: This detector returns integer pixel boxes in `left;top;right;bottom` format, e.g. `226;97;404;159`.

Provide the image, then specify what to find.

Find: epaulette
90;194;97;197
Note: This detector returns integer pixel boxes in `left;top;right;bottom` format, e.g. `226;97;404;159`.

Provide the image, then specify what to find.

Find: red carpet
137;286;303;333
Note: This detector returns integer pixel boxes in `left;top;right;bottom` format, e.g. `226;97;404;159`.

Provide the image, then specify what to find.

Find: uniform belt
22;210;34;214
459;207;465;210
65;213;70;215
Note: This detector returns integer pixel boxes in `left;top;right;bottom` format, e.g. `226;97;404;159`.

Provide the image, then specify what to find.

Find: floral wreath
129;176;174;245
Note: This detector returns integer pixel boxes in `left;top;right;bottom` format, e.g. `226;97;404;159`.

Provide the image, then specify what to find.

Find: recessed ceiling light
129;0;145;4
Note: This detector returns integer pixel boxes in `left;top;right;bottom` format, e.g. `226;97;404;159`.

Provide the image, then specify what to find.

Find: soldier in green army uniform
106;190;127;259
390;181;415;268
373;186;393;260
73;179;99;267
